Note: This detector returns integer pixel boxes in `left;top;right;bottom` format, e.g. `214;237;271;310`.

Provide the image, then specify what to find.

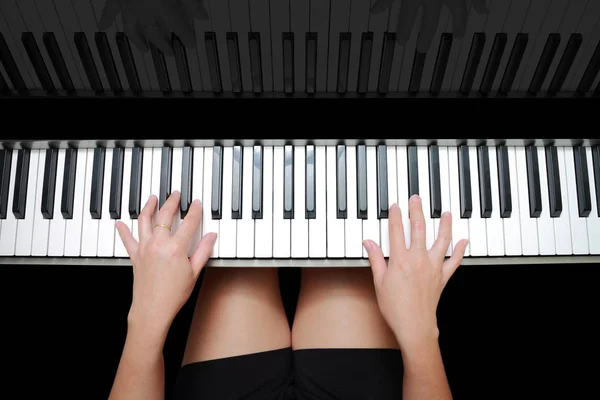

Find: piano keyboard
0;0;599;97
0;143;599;267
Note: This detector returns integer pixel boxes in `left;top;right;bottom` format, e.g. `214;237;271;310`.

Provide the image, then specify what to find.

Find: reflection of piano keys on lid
0;141;599;266
0;0;599;96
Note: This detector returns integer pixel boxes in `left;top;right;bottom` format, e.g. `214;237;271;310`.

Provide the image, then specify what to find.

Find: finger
363;239;387;286
159;2;196;47
138;195;158;242
442;239;468;286
155;191;181;236
416;1;441;53
99;0;120;30
176;199;203;243
190;232;217;278
409;195;427;252
122;8;149;53
447;0;468;40
471;0;489;15
430;211;452;264
180;0;210;20
371;0;396;14
388;203;407;259
116;221;139;261
396;0;420;46
143;24;174;55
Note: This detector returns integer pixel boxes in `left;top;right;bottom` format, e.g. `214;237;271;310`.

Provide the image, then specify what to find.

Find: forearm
400;337;453;400
108;323;167;400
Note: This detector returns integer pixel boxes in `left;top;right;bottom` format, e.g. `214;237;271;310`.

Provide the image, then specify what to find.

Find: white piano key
292;146;308;258
468;147;487;256
188;147;204;256
397;146;411;248
367;0;391;92
47;149;67;256
203;147;219;258
421;7;450;92
255;146;273;257
249;0;274;92
553;147;572;255
327;0;351;92
417;146;435;250
485;147;505;257
326;146;345;258
564;146;589;254
114;148;132;257
348;0;370;92
564;1;600;91
273;146;290;257
31;150;50;256
220;147;236;258
290;0;309;92
0;154;18;255
381;146;397;257
170;147;183;234
345;146;362;258
386;0;403;91
363;146;380;257
397;6;422;92
237;146;254;258
81;149;99;257
15;149;39;256
441;8;464;92
151;148;162;221
230;0;253;91
447;147;470;256
132;148;154;243
97;149;115;257
585;146;600;254
515;146;539;256
504;146;522;256
438;147;452;257
536;146;556;255
64;149;88;257
309;146;327;257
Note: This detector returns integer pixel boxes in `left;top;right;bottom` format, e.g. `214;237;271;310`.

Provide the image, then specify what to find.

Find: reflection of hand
371;0;488;53
99;0;209;55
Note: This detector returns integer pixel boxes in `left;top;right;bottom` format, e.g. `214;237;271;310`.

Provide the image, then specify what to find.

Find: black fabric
172;347;403;400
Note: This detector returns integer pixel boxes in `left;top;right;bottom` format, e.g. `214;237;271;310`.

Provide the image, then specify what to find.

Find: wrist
126;314;170;350
397;334;441;367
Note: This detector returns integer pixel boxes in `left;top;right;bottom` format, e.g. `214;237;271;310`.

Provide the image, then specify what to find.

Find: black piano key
249;32;263;94
211;146;223;219
0;149;12;219
477;146;492;218
159;147;172;209
480;33;507;95
43;33;74;93
0;33;27;92
378;32;396;94
407;146;419;197
283;32;294;94
548;34;582;95
172;33;192;93
576;40;600;95
337;32;351;94
181;146;193;219
428;145;441;218
95;32;122;94
337;145;347;219
357;32;373;94
496;146;512;218
0;70;9;94
227;32;243;94
115;32;142;94
357;145;368;219
61;148;77;219
409;51;426;94
458;146;472;218
12;149;30;219
129;147;143;219
377;145;388;219
545;146;562;218
252;146;263;219
460;33;485;95
525;146;542;218
231;146;243;219
306;33;317;94
205;32;223;93
430;33;453;94
306;145;316;219
573;146;591;217
21;33;55;93
42;148;58;219
74;32;103;93
284;146;294;219
499;33;528;94
593;146;600;217
109;147;125;219
90;148;105;219
149;42;171;93
528;33;560;95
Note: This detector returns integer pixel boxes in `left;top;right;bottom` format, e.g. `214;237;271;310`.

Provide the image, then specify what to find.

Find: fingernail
209;232;218;243
410;194;421;203
362;240;373;251
390;203;400;211
192;199;201;206
443;211;452;218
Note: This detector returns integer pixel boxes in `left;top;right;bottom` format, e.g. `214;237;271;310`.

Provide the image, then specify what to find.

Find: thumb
363;240;387;286
190;232;217;277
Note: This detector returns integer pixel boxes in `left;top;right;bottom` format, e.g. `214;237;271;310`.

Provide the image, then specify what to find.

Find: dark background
2;262;598;399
